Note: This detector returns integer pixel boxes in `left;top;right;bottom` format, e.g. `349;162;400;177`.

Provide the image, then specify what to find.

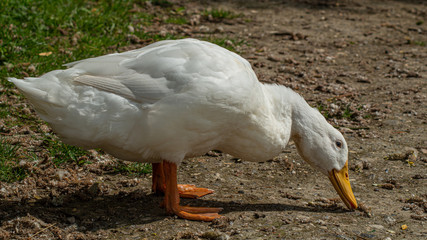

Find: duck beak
328;161;358;210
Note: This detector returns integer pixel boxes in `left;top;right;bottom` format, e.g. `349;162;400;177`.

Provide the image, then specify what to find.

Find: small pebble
56;170;70;181
267;55;281;62
128;25;135;33
214;26;224;33
296;215;311;224
371;224;384;230
384;215;396;224
315;219;327;226
27;64;36;72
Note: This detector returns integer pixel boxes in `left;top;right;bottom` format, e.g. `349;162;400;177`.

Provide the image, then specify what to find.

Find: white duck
10;38;357;221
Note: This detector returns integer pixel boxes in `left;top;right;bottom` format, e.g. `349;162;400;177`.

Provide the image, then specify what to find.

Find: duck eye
336;141;342;148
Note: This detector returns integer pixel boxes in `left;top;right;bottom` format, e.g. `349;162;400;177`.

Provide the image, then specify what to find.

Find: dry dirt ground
1;0;426;239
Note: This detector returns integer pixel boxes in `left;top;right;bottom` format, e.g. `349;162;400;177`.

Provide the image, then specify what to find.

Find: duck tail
8;70;71;120
9;77;49;102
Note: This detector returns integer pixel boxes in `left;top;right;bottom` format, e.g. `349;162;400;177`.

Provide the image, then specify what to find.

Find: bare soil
1;0;426;239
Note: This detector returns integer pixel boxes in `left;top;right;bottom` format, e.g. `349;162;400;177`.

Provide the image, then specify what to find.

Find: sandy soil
1;0;426;239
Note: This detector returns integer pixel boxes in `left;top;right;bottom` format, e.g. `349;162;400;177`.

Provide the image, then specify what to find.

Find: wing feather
74;74;172;104
67;39;253;105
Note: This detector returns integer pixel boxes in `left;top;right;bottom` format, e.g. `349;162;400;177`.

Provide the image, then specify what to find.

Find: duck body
10;38;358;221
11;39;292;164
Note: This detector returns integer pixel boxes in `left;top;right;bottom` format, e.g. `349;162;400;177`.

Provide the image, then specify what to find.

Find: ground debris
210;216;231;229
280;191;302;200
377;179;401;190
200;230;229;240
383;215;396;225
357;202;373;218
174;231;197;239
412;174;426;179
384;148;418;164
401;195;427;214
350;158;371;172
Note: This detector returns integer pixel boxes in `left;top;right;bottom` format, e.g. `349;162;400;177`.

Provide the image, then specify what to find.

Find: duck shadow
0;188;348;232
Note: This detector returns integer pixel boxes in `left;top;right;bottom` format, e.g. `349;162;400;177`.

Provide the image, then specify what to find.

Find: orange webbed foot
178;184;215;199
162;161;223;222
176;206;223;221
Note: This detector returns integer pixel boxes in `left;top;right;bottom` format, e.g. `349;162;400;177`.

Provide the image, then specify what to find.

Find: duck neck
263;84;320;141
262;84;311;144
291;99;319;139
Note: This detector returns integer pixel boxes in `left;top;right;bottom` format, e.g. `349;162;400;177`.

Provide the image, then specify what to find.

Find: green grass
151;0;173;8
164;16;188;25
208;38;246;52
0;0;180;181
316;102;361;120
41;134;90;166
316;103;330;119
0;138;27;182
0;0;181;87
0;91;42;128
0;102;12;119
203;8;240;21
112;161;152;176
413;41;425;47
342;106;355;119
0;0;245;182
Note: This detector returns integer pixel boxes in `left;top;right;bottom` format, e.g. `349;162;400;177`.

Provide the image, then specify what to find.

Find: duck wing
66;38;256;105
67;40;185;104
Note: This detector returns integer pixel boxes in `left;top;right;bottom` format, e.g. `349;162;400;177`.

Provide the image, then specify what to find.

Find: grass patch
363;114;373;119
0;91;42;128
316;103;330;119
0;0;246;182
112;161;152;176
41;134;89;166
164;16;188;25
405;39;426;46
0;138;27;182
342;106;355;119
151;0;173;8
413;41;425;46
0;0;184;171
0;0;179;87
207;38;246;52
316;102;360;120
203;8;240;21
0;102;12;119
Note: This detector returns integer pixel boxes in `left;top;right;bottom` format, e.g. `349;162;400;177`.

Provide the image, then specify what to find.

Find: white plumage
10;39;294;164
10;39;358;220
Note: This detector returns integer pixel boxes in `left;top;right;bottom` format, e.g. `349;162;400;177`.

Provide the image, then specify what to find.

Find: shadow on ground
0;188;349;232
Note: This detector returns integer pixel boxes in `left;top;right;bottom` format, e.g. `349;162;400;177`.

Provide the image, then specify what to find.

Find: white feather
9;38;347;174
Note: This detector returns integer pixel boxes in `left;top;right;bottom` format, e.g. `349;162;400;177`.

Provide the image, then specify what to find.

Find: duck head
291;106;358;210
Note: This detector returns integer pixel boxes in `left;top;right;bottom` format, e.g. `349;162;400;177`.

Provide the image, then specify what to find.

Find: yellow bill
328;161;358;210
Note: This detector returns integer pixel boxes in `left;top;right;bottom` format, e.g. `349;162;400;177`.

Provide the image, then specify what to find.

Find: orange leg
162;161;222;221
152;162;214;198
152;162;165;194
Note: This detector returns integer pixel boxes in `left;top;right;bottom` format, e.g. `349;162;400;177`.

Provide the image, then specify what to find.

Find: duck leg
152;162;165;194
162;160;222;221
152;162;214;198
